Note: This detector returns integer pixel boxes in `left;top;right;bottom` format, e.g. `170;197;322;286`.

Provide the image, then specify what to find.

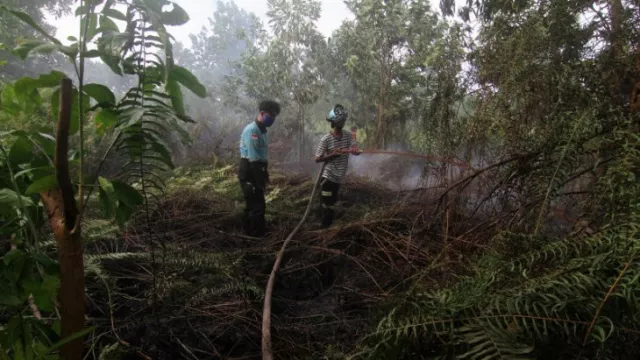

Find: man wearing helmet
238;100;281;237
314;104;361;228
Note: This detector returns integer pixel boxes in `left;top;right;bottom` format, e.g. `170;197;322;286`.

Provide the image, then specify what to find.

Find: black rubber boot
321;207;334;228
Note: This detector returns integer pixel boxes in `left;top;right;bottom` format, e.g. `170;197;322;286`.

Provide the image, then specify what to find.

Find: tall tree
334;0;442;149
180;0;262;90
173;0;264;132
231;0;327;160
269;0;326;160
0;0;73;81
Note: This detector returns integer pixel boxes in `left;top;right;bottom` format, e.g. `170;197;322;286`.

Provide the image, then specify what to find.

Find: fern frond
510;223;637;275
455;324;534;360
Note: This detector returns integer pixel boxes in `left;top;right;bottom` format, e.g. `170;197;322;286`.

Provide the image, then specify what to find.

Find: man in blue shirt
238;100;281;237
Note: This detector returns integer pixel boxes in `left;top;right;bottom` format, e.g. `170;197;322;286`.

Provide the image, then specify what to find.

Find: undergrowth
352;123;640;360
34;124;639;359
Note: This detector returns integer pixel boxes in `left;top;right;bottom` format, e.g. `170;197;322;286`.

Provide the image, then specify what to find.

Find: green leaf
23;318;35;360
25;166;56;182
30;43;57;55
13;72;66;101
12;40;75;60
33;254;59;276
115;203;133;226
98;15;120;33
166;77;185;116
75;5;89;16
98;176;116;218
151;141;174;169
35;133;56;158
100;54;123;75
33;274;59;312
112;180;143;207
58;44;79;59
83;84;116;105
8;136;33;165
25;175;58;195
161;3;190;25
121;108;145;128
98;176;115;196
99;187;114;218
12;331;26;360
28;318;60;348
170;66;207;98
97;31;130;55
94;109;119;135
13;168;35;179
0;6;61;45
43;326;95;355
103;8;126;21
32;293;55;313
4;249;26;282
0;292;22;306
12;39;46;60
0;86;22;115
81;13;99;42
3;248;24;266
0;188;34;207
51;321;61;336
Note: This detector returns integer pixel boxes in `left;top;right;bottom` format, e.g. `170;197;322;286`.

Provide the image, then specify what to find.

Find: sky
47;0;452;47
48;0;356;46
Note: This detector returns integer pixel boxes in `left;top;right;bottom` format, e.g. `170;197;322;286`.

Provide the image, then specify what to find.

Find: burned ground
79;163;491;359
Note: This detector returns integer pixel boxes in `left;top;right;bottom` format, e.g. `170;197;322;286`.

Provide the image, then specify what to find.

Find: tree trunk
375;76;387;147
609;0;623;58
608;0;625;105
40;78;86;360
299;103;305;162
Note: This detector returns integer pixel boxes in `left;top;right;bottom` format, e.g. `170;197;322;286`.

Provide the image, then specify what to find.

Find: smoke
347;153;428;191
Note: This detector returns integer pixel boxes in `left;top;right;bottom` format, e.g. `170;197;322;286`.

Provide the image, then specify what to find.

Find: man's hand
322;152;341;162
315;149;339;163
315;148;362;162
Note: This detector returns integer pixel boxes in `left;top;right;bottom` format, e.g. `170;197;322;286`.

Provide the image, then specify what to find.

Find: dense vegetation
1;0;639;359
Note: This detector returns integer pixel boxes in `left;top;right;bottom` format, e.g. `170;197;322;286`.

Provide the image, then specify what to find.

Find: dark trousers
320;178;340;228
240;180;266;236
238;158;268;237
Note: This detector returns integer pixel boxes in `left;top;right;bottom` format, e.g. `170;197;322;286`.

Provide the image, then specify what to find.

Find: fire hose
261;161;327;360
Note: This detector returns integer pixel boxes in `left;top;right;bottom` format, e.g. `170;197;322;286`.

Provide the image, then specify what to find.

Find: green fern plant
0;0;205;358
355;120;640;359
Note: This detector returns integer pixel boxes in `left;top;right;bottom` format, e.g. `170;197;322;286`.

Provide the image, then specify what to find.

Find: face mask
333;119;346;129
263;113;275;127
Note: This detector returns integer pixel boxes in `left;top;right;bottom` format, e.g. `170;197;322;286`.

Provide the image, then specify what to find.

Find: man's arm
315;152;341;163
245;128;262;162
314;137;337;163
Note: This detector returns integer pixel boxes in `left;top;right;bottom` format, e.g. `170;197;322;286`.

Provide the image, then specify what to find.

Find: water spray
335;148;473;170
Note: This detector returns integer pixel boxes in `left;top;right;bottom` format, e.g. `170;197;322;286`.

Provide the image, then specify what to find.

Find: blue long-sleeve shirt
239;121;268;162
